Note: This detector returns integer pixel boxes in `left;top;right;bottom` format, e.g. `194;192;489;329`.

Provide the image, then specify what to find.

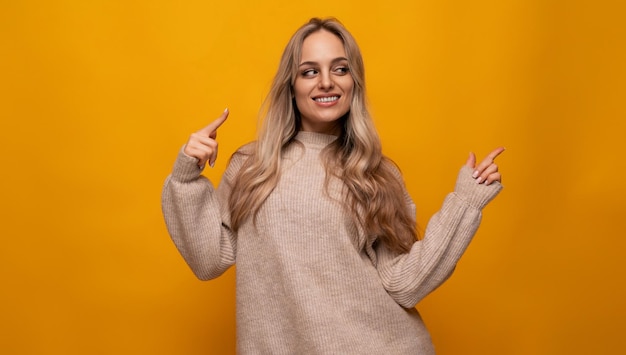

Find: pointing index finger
198;108;229;136
472;146;505;177
486;146;506;162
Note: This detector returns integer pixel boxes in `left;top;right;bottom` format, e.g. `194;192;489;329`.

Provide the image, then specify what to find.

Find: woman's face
293;29;354;135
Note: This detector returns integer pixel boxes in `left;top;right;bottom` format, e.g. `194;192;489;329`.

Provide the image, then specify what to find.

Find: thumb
465;152;476;168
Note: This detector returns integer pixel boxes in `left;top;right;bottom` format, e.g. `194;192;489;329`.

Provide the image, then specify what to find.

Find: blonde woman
162;17;504;354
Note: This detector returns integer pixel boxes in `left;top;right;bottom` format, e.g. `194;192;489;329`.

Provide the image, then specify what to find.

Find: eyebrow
298;57;349;67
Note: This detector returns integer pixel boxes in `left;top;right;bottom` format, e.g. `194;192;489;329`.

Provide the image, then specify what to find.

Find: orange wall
1;1;625;354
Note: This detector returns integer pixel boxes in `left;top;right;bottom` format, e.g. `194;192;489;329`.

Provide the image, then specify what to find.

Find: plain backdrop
1;0;625;354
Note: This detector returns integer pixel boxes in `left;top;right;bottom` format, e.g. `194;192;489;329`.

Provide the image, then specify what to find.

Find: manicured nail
224;108;229;113
209;161;215;168
472;171;479;178
476;177;483;184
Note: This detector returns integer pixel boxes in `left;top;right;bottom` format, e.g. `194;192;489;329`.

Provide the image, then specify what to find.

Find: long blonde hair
229;18;417;253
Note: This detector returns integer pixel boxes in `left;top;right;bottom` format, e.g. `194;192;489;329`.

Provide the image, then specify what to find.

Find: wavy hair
228;18;417;253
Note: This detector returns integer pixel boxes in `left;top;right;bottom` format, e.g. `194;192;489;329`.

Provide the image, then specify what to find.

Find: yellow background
1;0;624;354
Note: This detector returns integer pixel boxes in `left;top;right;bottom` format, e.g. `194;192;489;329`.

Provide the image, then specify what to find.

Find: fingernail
209;161;215;168
224;108;229;113
476;177;483;184
472;171;479;178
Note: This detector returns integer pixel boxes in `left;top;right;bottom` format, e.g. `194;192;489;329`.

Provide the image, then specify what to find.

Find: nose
318;71;334;90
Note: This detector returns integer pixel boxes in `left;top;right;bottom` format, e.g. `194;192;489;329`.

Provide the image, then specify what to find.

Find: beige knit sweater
162;131;502;354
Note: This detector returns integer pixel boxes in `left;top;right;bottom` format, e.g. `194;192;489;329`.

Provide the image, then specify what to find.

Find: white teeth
314;96;339;103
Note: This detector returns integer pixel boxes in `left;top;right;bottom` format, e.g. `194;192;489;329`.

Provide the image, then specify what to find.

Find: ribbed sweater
161;131;502;354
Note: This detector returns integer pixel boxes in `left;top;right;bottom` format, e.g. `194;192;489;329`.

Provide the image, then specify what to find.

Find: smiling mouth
313;96;340;103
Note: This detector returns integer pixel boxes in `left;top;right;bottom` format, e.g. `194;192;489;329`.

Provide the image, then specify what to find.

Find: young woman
162;17;503;354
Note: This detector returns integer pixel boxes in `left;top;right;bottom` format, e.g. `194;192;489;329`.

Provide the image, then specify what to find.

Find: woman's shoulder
381;155;404;180
233;141;257;157
223;141;256;178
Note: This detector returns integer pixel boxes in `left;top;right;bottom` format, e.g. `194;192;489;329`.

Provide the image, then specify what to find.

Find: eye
334;66;350;75
301;68;318;77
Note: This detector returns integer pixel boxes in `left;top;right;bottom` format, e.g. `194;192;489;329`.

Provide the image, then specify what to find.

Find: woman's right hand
183;109;229;169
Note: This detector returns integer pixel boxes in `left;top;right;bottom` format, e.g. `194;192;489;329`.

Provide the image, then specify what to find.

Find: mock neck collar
294;131;338;148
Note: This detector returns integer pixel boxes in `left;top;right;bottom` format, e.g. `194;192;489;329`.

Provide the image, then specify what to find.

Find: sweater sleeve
161;146;245;280
374;165;502;308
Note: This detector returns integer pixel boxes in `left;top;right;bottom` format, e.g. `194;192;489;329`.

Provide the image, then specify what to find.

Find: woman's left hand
466;147;505;185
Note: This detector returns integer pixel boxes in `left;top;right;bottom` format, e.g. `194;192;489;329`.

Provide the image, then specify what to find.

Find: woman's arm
161;148;239;280
161;109;239;280
375;149;504;308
